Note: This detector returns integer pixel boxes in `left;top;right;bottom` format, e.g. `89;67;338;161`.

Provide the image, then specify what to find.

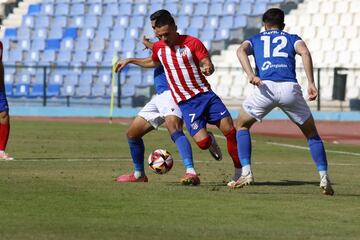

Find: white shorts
138;90;182;128
242;80;311;125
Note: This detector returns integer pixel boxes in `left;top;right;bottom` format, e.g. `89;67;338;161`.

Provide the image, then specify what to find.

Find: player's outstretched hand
308;83;318;101
249;76;263;86
201;65;214;76
115;59;129;73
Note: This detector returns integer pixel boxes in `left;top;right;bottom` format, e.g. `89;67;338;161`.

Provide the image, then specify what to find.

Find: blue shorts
0;92;9;112
178;91;231;136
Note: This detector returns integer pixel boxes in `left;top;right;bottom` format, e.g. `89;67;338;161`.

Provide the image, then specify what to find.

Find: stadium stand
0;0;358;110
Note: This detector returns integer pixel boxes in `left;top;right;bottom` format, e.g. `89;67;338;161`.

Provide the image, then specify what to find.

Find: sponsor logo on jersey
261;61;288;71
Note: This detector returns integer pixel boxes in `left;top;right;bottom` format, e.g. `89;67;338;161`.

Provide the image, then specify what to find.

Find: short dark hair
262;8;285;30
152;10;175;28
150;9;172;21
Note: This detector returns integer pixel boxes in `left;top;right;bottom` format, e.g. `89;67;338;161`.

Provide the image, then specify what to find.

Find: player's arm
295;41;317;101
142;36;154;50
237;41;262;86
115;57;160;72
199;57;214;76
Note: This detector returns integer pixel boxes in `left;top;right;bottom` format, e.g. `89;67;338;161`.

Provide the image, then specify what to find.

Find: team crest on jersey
191;121;199;130
177;47;187;57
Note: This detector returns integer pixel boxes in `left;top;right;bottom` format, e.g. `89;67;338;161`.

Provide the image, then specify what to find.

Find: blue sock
171;131;194;169
236;129;252;167
308;135;328;171
128;138;145;172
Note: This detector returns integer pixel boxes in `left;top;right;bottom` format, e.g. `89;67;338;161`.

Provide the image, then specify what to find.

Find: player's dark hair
262;8;285;30
153;11;175;28
150;9;171;21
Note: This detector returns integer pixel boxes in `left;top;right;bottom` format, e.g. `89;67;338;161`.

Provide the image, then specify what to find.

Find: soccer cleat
208;132;222;161
230;172;254;188
115;173;148;183
320;175;334;196
180;173;201;186
0;152;14;161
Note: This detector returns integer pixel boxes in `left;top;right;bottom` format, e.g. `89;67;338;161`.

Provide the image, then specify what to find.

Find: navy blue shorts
0;91;9;112
178;91;230;136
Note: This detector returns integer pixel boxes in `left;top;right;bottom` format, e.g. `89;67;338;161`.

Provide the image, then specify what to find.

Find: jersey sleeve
151;42;160;62
291;34;303;49
191;37;209;61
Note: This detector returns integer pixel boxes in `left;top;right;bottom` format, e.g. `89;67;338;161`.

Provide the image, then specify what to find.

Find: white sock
233;168;242;180
186;168;196;175
0;150;4;155
242;165;252;176
134;171;144;179
319;170;327;179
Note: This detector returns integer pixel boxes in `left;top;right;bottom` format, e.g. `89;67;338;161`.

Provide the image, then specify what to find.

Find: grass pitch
0;119;359;240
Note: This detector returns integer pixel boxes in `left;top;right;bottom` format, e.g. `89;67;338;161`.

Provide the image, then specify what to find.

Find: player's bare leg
116;117;154;183
231;107;257;188
0;111;13;161
296;116;334;195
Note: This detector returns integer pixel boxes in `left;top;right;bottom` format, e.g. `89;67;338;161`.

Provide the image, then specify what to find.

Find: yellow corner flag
109;54;119;124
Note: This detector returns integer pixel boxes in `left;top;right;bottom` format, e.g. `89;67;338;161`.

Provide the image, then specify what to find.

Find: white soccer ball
148;149;174;174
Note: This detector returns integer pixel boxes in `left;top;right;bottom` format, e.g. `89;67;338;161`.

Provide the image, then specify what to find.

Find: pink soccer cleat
0;152;14;161
180;173;201;186
115;173;148;183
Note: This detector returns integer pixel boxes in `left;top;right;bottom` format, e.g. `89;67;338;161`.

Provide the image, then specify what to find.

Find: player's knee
196;135;212;150
170;131;185;143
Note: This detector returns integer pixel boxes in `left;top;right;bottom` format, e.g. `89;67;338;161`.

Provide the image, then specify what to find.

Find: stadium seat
55;3;70;16
89;4;102;15
28;4;41;16
14;84;30;97
47;84;61;97
63;27;78;39
5;84;13;97
29;84;44;97
48;27;63;39
70;3;85;16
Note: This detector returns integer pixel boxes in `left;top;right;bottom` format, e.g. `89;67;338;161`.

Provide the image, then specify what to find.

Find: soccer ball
148;149;173;174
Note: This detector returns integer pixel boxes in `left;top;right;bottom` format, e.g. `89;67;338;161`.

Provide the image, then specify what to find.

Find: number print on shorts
260;36;288;58
189;113;196;123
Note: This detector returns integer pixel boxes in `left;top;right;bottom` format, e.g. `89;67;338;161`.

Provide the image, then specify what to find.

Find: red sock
224;128;242;168
0;123;10;151
196;135;212;150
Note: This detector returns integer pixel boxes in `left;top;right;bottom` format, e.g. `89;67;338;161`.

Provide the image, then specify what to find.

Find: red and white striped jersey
152;35;211;103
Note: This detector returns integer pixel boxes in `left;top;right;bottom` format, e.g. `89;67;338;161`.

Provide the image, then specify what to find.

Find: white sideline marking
266;142;360;157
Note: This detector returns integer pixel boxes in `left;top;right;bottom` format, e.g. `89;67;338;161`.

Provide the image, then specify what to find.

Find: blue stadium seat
8;49;23;64
123;39;136;51
29;84;44;97
70;16;84;27
125;28;140;39
4;28;17;39
238;2;252;15
47;84;61;97
48;27;63;39
5;84;13;97
104;3;119;15
96;27;110;39
150;3;163;14
252;2;267;16
109;39;122;51
49;73;64;84
116;16;129;28
35;16;50;28
189;16;204;28
63;27;78;39
61;85;75;96
206;16;219;28
31;39;45;50
163;3;178;15
89;4;102;15
28;4;41;15
209;3;223;15
5;74;15;84
130;16;144;28
17;27;31;40
88;51;103;64
57;50;72;63
40;50;56;64
55;3;70;15
233;15;247;28
121;84;136;97
84;15;98;28
215;29;230;40
98;71;112;86
60;38;74;51
219;16;234;28
23;16;35;28
133;3;147;15
200;28;216;40
92;38;105;51
92;84;106;97
186;27;199;37
64;73;79;85
14;84;30;97
41;3;54;15
76;85;92;97
79;28;95;39
76;39;90;51
223;2;237;15
72;51;88;64
46;39;61;50
177;16;190;28
111;26;125;40
179;3;194;15
99;15;113;28
51;16;67;28
33;28;47;39
194;3;209;15
119;3;132;15
70;3;85;16
25;50;41;63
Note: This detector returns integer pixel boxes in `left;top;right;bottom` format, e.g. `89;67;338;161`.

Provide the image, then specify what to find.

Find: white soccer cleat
320;175;334;196
0;152;14;161
230;172;254;188
208;132;222;161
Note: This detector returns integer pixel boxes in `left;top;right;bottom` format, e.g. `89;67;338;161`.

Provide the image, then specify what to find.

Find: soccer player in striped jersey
116;10;220;185
232;8;334;195
116;11;242;185
0;41;13;161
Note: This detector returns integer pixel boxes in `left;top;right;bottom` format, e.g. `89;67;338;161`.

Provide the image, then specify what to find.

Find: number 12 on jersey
260;35;288;58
